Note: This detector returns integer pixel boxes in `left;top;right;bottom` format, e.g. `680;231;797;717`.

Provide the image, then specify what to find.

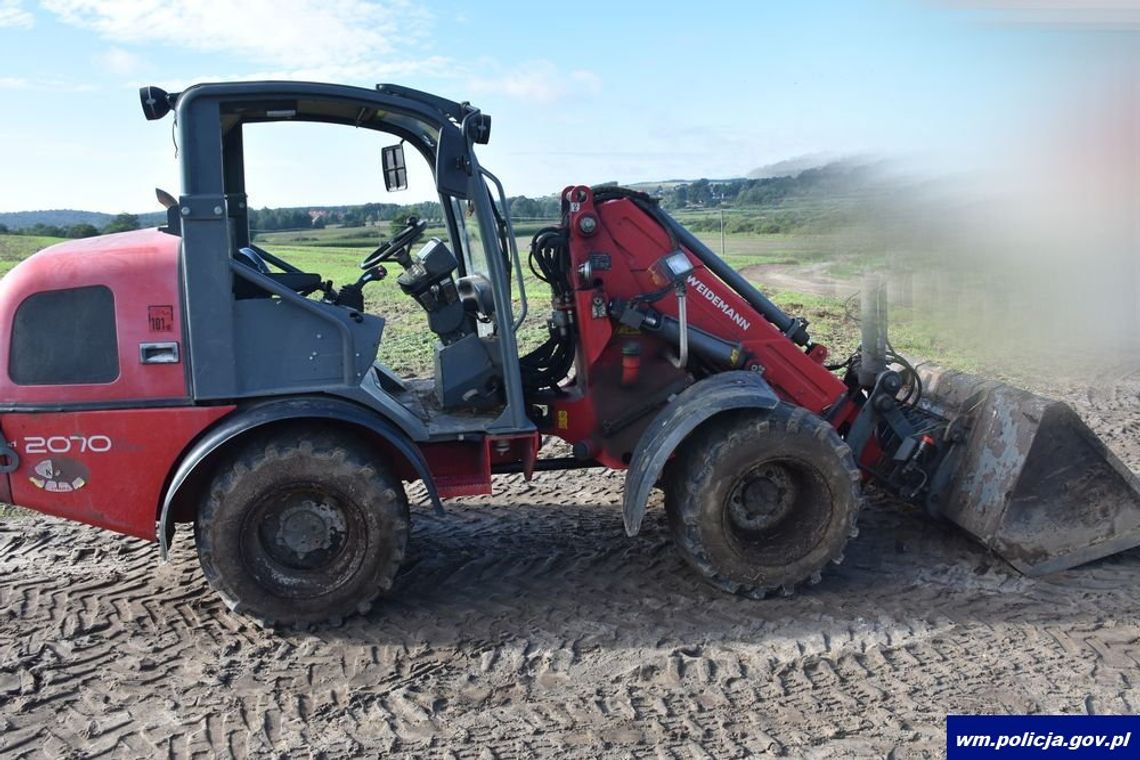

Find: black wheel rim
240;482;367;599
722;457;832;566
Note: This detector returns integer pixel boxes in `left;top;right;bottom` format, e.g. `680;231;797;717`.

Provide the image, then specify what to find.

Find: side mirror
382;143;408;192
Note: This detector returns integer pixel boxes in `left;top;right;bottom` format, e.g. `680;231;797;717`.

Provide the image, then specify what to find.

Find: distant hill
747;153;840;180
621;156;867;195
0;209;114;229
0;209;166;230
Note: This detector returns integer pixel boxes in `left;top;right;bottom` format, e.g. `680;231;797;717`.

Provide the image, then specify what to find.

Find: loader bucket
918;366;1140;575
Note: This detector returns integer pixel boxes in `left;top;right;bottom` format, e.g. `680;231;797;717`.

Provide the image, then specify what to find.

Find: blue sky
0;1;1106;213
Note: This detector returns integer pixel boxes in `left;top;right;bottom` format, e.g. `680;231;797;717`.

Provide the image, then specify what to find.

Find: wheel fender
158;396;441;559
623;371;780;536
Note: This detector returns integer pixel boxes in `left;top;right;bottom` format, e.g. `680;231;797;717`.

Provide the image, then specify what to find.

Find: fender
622;371;780;536
157;395;442;558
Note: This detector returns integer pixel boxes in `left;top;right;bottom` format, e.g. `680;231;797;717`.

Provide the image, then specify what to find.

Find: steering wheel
360;217;428;270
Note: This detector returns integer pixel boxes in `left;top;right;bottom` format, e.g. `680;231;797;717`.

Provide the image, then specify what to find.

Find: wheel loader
1;80;1138;625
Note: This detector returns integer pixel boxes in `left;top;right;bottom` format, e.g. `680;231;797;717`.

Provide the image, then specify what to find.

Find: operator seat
234;247;270;273
232;246;324;299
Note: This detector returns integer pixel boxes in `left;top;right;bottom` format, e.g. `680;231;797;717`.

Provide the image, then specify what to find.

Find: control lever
358;265;387;287
335;265;387;312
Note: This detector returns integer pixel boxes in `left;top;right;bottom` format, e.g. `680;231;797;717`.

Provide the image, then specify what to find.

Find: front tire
664;403;862;597
195;432;408;626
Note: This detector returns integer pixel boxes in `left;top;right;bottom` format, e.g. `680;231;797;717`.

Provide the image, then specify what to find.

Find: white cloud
230;57;453;86
40;0;435;77
0;0;33;28
148;56;453;98
97;46;142;75
467;62;602;104
0;76;29;89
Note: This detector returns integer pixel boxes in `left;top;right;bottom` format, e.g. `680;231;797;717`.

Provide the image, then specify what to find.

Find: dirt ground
742;262;853;300
2;369;1140;758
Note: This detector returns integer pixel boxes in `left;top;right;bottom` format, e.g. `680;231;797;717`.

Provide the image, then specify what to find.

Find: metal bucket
918;366;1140;575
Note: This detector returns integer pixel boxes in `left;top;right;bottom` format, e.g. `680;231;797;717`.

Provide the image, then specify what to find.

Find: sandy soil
2;370;1139;758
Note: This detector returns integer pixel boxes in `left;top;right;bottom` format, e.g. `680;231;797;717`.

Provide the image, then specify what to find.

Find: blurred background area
647;32;1140;382
798;3;1140;377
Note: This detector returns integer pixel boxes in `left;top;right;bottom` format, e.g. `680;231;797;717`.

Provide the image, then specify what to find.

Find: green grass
268;244;436;374
689;229;887;276
0;231;989;381
0;234;66;276
764;288;987;375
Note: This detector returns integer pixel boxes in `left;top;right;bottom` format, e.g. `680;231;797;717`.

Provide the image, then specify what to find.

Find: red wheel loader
1;80;1138;625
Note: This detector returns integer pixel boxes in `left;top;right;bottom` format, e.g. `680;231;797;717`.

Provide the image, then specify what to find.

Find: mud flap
920;367;1140;575
622;371;779;536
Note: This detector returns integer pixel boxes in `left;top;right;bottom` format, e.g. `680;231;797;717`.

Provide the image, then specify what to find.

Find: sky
0;0;1122;213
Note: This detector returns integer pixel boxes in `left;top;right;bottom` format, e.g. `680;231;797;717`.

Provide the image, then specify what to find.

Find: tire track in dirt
0;375;1138;757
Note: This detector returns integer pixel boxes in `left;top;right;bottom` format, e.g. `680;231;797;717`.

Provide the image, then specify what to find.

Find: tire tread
194;432;408;629
664;404;863;599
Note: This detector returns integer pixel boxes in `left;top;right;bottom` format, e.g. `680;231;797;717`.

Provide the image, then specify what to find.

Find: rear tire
194;432;408;627
664;403;861;597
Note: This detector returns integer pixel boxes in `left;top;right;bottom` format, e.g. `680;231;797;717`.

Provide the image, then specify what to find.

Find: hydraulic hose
670;284;689;369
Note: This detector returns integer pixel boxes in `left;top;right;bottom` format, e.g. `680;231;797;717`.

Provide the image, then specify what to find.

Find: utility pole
719;208;726;257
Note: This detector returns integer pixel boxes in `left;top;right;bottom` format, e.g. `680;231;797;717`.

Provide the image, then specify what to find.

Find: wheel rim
258;492;348;570
727;463;797;532
722;457;832;566
240;483;367;599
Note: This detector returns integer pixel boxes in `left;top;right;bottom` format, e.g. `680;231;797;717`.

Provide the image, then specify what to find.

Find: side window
10;286;119;385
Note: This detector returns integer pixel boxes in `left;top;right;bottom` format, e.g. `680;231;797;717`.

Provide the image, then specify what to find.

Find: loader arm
532;183;1140;577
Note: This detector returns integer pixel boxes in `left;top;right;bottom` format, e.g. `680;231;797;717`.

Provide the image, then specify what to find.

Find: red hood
32;228;179;260
0;225;186;406
4;228;180;287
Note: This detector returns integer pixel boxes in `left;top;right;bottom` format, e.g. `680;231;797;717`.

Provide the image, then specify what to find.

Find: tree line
250;201;448;231
247;197;564;233
0;213;142;239
1;162;873;239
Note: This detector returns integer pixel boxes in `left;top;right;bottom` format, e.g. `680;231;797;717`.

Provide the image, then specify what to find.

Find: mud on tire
194;432;409;627
664;403;862;597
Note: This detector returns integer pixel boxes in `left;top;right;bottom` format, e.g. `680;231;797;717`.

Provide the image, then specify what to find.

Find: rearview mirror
382;143;408;192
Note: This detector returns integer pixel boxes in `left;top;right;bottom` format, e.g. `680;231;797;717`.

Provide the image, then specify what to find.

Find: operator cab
227;208;504;413
222;193;506;415
144;81;525;429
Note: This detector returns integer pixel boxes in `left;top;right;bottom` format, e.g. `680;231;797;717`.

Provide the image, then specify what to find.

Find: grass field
0;234;66;277
0;226;991;380
263;227;878;374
